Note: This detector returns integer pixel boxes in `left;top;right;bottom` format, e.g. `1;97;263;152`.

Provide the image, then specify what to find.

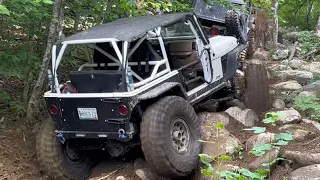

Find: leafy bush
293;95;320;121
284;31;320;56
199;112;293;180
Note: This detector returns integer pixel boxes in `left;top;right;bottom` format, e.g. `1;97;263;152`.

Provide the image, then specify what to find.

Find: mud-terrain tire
226;11;248;44
140;96;200;178
244;63;270;115
36;119;95;180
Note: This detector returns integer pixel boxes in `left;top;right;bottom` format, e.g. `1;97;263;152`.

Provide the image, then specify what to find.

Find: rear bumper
46;96;137;141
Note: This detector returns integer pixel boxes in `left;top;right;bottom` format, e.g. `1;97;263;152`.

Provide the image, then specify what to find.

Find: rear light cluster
210;27;219;36
119;105;128;116
49;104;128;116
50;105;58;115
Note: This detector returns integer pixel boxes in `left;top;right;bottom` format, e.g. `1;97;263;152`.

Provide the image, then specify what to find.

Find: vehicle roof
61;12;193;44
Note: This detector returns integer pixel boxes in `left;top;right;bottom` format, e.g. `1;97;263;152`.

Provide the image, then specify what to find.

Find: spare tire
226;11;249;44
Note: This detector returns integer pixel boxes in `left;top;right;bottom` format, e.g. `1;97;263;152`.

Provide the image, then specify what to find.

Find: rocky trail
2;42;320;179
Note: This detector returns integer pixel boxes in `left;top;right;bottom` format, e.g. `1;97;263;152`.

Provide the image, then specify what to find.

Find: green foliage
263;111;285;126
279;0;320;30
293;95;320;120
250;144;272;157
0;5;10;15
284;31;320;55
10;101;27;117
0;92;11;103
199;111;293;179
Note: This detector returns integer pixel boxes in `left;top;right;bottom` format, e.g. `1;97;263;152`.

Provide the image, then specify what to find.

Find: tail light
50;105;58;115
211;27;219;36
119;105;128;116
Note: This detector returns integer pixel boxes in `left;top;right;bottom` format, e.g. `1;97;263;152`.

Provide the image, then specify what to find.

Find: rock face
272;99;286;110
116;176;127;180
225;107;259;127
277;109;301;124
225;99;246;110
248;149;280;171
304;80;320;92
270;64;292;71
278;70;313;85
288;59;307;70
301;62;320;75
273;49;289;60
278;124;318;142
299;91;316;97
281;151;320;167
274;80;302;91
134;158;160;180
245;133;276;151
199;112;230;128
290;164;320;180
199;112;242;163
251;50;268;60
201;129;242;163
302;119;320;132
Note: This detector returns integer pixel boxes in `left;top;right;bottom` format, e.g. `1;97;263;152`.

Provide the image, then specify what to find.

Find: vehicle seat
69;70;123;93
169;41;201;70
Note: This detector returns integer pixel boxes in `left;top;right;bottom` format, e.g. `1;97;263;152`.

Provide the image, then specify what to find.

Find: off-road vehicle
36;12;250;179
193;0;256;65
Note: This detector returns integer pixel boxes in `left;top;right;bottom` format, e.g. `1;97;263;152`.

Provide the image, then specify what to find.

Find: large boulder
281;151;320;167
251;50;269;60
270;64;292;71
301;62;320;75
278;124;318;142
248;149;280;171
199;112;242;163
288;59;308;70
290;164;320;180
303;80;320;92
133;158;164;180
272;99;286;110
302;119;320;132
276;109;301;124
299;91;316;97
245;133;276;151
201;129;242;163
273;49;289;60
277;70;313;85
273;80;302;91
225;107;259;127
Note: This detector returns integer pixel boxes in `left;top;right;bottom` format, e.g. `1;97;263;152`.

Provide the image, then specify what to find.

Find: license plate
77;108;98;120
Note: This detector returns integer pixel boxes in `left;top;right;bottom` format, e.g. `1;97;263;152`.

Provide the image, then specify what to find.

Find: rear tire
140;96;200;178
36;119;95;180
226;11;248;44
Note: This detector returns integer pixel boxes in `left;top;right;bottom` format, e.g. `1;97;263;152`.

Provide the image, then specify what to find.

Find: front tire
140;96;200;178
36;119;95;180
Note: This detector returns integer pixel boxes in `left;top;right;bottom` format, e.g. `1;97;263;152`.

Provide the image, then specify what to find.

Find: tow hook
118;129;127;139
57;133;65;144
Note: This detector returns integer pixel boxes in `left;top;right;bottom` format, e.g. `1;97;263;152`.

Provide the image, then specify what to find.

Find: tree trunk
316;13;320;36
272;0;279;48
26;0;64;124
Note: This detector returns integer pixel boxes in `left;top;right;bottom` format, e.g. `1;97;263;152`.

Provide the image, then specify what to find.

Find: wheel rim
63;141;85;165
171;118;190;155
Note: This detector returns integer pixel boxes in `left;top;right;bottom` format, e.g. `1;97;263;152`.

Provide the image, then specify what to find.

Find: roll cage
46;14;213;98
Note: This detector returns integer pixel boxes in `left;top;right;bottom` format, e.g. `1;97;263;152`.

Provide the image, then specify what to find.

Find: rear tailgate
46;97;132;138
